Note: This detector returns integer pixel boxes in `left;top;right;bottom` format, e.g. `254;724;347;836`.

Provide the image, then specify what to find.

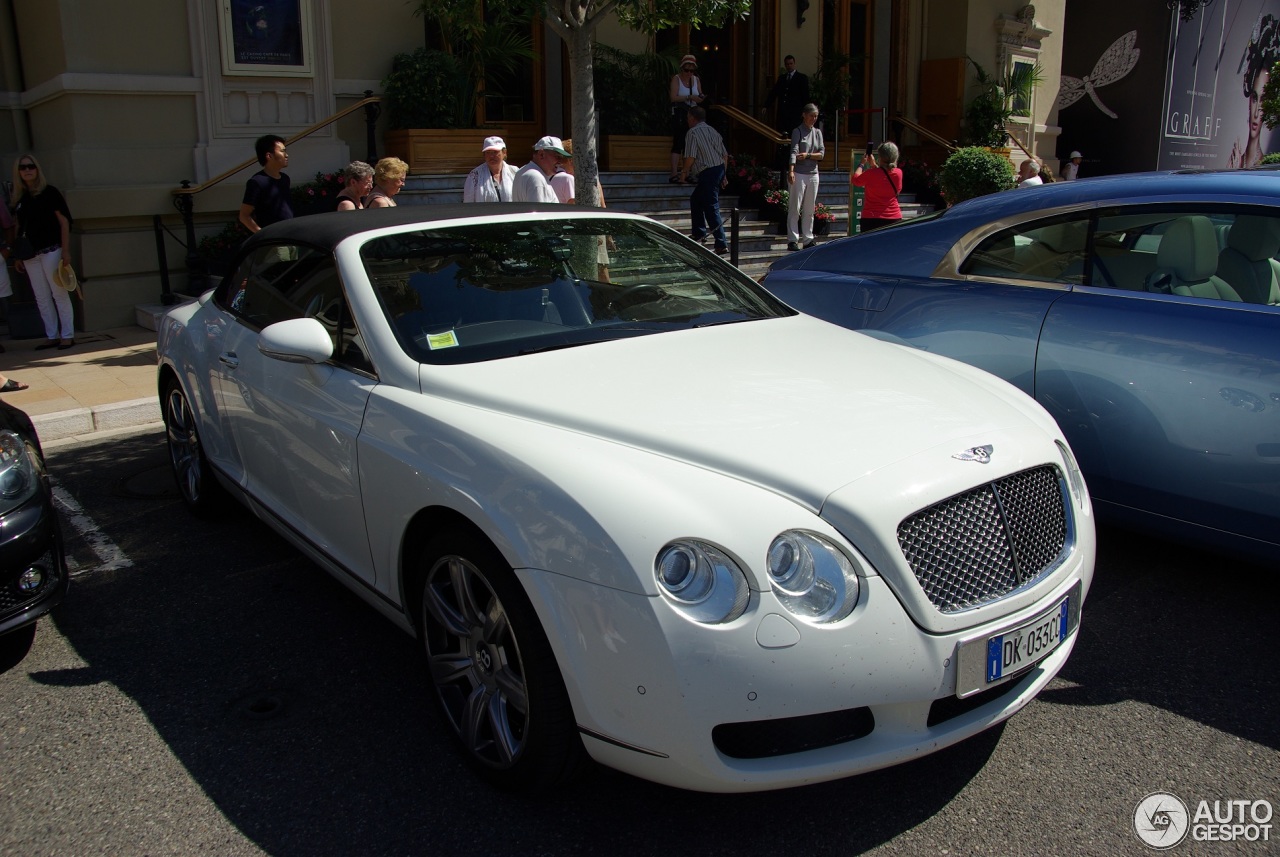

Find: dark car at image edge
0;399;68;668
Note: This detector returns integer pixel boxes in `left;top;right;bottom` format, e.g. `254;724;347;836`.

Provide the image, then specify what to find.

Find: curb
32;397;161;442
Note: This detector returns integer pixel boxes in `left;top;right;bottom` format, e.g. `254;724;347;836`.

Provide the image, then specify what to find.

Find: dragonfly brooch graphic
1057;31;1140;118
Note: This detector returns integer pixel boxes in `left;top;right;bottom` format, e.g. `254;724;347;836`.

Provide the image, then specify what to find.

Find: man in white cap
512;136;570;203
463;135;518;202
1061;151;1083;181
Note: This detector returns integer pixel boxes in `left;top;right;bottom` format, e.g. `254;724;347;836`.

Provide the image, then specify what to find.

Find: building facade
1;0;1070;330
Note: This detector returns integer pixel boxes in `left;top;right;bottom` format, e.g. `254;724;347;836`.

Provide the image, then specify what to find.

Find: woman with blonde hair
366;157;408;208
11;153;76;349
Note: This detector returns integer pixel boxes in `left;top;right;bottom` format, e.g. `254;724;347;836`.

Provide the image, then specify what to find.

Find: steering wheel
610;283;668;306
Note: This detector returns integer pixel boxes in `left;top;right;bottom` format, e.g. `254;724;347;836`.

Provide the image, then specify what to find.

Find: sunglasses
18;163;36;170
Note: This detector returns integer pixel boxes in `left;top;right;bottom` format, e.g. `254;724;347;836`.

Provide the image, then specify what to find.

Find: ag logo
1134;792;1190;849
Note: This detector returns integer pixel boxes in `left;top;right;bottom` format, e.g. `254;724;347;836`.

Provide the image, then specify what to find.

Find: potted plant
383;2;536;173
594;45;678;170
962;57;1042;149
938;146;1016;206
726;153;773;206
813;203;836;235
195;222;250;278
760;187;788;223
290;170;346;216
900;158;944;207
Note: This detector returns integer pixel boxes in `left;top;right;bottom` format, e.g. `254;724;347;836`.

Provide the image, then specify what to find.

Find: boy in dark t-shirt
239;134;293;232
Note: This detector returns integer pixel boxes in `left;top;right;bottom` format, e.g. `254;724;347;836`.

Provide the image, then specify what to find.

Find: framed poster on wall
219;0;313;77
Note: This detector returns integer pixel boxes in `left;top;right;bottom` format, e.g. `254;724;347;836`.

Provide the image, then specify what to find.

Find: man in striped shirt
677;106;730;255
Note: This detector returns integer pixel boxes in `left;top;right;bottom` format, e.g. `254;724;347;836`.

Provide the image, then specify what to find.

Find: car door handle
219;352;239;369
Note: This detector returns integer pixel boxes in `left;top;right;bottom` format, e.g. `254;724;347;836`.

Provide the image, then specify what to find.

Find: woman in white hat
463;136;518;203
669;54;705;183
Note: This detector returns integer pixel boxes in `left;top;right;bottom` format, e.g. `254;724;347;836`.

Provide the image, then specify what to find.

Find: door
1036;206;1280;552
216;243;380;585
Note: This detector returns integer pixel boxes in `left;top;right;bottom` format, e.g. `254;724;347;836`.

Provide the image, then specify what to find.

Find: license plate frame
954;580;1082;699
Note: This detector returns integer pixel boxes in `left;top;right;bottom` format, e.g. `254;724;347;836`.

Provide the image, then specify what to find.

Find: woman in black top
12;154;75;349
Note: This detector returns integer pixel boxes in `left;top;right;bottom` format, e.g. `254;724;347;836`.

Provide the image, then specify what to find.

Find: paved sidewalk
0;326;162;444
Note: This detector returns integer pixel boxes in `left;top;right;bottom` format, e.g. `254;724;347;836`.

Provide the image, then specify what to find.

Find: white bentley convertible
158;206;1094;792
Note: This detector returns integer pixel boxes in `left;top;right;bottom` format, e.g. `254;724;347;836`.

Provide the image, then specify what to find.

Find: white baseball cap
482;136;506;152
533;135;572;157
1069;151;1082;159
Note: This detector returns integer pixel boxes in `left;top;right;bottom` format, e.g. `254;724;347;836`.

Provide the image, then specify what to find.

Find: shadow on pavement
1038;524;1280;751
40;432;1276;854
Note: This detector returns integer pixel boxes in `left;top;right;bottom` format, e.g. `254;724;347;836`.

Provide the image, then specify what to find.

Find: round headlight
765;531;860;624
0;431;38;515
655;541;750;624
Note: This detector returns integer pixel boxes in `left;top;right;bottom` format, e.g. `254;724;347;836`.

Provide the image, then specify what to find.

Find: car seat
1216;215;1280;305
1144;215;1242;301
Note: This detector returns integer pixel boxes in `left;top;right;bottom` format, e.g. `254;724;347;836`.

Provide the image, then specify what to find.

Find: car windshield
360;216;793;363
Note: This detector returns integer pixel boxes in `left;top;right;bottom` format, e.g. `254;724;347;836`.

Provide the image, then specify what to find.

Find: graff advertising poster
1160;0;1280;169
220;0;311;76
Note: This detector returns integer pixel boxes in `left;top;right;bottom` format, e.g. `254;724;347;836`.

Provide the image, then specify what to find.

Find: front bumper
0;488;69;638
519;557;1089;793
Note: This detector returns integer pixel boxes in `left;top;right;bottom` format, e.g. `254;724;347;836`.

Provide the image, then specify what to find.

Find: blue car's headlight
766;531;860;624
0;430;39;516
655;541;750;624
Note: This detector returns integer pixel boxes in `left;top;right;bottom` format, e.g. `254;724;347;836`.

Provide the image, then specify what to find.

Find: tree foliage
962;57;1042;148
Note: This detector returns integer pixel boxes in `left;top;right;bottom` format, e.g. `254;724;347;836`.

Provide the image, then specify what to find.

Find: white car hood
420;315;1040;510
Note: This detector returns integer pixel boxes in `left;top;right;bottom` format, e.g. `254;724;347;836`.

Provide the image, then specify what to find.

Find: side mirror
258;317;334;364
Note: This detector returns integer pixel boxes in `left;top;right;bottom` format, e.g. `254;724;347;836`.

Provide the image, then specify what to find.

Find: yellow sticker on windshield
426;330;459;350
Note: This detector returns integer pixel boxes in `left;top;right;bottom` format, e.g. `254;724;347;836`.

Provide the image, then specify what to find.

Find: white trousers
788;171;820;244
26;248;75;340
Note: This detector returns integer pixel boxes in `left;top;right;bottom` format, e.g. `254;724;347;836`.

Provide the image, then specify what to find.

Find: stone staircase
398;170;934;280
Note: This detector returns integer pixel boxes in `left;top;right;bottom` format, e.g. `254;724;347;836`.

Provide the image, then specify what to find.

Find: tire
163;379;226;516
0;623;37;673
419;532;586;790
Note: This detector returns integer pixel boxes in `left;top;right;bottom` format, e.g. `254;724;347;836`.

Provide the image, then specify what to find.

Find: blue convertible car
761;170;1280;563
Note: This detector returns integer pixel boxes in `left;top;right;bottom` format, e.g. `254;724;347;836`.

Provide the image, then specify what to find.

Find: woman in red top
850;141;903;232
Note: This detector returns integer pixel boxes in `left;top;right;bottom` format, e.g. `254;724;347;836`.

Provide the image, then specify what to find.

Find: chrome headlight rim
766;530;861;625
655;539;751;625
1055;439;1087;509
0;430;40;517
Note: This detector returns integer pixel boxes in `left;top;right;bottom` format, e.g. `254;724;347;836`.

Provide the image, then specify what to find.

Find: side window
960;217;1089;284
217;244;375;374
1090;210;1278;304
295;265;375;375
217;244;327;328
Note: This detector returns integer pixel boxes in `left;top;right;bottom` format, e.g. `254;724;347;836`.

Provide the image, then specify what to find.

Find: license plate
955;580;1082;698
986;598;1070;683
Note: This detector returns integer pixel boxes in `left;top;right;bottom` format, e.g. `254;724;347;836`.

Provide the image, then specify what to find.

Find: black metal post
363;90;381;164
175;180;203;297
730;208;740;267
154;214;178;305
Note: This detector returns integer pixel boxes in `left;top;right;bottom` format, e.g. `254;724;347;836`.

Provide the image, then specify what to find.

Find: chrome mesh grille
897;466;1068;613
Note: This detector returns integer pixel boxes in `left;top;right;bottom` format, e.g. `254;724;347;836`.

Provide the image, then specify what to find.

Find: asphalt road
1;427;1276;856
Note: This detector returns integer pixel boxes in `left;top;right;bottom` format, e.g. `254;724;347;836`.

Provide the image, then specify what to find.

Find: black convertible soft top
249;203;612;251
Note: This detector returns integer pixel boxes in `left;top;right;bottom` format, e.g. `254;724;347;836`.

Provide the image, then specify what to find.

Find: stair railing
164;92;381;301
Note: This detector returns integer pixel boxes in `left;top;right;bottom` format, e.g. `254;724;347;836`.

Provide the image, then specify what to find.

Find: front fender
357;385;853;603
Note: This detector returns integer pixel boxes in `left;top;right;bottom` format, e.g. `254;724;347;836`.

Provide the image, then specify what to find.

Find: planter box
605;135;671;171
385;129;507;174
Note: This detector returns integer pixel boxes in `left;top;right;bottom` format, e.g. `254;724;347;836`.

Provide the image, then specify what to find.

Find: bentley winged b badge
952;444;994;464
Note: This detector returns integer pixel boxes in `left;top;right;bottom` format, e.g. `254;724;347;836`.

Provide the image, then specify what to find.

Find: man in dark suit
766;55;810;134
